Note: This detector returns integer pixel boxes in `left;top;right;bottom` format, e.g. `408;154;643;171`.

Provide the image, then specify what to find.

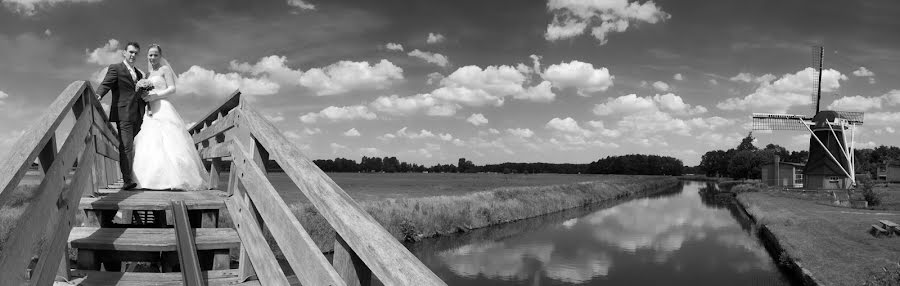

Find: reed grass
291;176;678;252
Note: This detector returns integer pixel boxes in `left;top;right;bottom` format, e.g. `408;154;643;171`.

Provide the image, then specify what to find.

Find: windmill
752;46;864;190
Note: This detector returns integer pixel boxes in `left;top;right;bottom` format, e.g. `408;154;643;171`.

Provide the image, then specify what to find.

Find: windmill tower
752;46;865;190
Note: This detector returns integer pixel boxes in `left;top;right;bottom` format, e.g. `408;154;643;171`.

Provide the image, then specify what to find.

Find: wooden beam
172;200;204;286
333;234;372;286
0;81;88;203
192;110;240;145
199;140;232;159
30;136;94;286
188;90;241;134
239;103;446;285
225;197;290;285
230;140;345;286
0;106;93;283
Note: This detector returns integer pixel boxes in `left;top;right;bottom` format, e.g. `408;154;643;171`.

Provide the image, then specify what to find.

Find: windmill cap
813;110;865;124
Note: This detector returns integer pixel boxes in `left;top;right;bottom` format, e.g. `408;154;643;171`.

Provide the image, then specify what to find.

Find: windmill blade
752;113;811;130
832;111;865;125
810;45;824;114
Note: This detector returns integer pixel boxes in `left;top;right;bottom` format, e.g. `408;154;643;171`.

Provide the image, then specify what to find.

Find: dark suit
96;62;145;185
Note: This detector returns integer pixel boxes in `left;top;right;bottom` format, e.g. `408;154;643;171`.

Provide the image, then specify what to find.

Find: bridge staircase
0;81;446;286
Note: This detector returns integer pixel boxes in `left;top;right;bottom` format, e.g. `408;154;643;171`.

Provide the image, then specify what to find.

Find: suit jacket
96;62;145;122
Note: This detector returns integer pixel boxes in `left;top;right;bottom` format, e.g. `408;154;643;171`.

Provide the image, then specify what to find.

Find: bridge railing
188;91;446;285
0;81;122;285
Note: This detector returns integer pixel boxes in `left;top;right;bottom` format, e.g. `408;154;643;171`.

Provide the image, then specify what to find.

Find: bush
859;178;881;206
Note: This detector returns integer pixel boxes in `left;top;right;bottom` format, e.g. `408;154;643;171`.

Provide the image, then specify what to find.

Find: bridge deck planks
69;227;239;252
79;189;228;211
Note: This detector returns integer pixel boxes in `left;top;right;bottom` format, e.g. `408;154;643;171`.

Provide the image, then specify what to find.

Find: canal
404;181;793;285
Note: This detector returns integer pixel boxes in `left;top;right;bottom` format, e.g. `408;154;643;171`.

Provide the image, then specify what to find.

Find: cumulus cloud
827;90;900;111
370;94;457;116
709;79;718;85
229;55;303;85
542;61;613;96
343;128;361;137
299;105;377;123
443;65;527;96
86;39;122;66
263;112;285;122
330;142;349;153
408;49;449;67
593;93;705;116
852;67;874;77
544;0;671;45
299;59;403;96
178;65;280;97
303;127;322;135
506;128;535;138
545;117;617;150
467;113;489;126
426;72;444;85
717;68;847;113
3;0;100;16
385;42;404;51
513;80;556;102
427;32;446;44
379;127;439;140
652;81;669;92
0;90;8;104
287;0;315;10
673;73;683;81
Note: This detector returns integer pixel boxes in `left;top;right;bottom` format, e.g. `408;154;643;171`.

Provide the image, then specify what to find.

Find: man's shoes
123;182;138;190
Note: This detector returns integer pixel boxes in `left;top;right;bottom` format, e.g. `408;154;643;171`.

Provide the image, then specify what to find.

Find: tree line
311;154;684;175
697;132;900;179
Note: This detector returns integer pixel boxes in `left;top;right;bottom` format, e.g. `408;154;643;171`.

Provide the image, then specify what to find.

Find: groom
96;41;146;190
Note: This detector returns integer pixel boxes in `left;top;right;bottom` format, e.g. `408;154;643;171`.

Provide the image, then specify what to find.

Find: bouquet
136;79;155;115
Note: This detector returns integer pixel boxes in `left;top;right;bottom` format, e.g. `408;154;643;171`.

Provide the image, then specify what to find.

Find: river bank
736;190;900;285
290;175;679;253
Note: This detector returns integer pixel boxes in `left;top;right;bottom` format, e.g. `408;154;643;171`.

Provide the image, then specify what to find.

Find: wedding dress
133;67;208;191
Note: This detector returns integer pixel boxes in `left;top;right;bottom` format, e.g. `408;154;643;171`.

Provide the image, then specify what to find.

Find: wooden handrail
0;81;120;284
188;92;446;285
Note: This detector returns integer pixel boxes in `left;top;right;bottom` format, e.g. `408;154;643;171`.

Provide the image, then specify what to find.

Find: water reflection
408;181;791;285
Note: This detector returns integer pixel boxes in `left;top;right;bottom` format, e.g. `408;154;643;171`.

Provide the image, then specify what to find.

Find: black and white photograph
0;0;899;285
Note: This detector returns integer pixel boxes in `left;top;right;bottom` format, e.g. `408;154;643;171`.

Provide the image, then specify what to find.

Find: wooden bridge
0;81;447;285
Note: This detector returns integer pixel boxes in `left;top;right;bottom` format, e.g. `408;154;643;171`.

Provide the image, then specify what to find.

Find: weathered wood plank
225;197;290;285
188;90;241;135
30;135;95;286
239;104;446;285
0;104;92;283
0;81;87;204
230;140;345;286
172;200;205;286
199;140;232;159
192;110;240;144
79;189;228;211
68;227;239;252
71;269;281;286
333;234;372;286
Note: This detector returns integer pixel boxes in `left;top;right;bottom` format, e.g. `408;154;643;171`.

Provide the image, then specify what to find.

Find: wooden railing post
334;235;373;286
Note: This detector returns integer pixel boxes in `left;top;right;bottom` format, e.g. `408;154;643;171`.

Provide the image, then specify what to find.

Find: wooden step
80;190;228;211
69;227;239;252
71;269;282;286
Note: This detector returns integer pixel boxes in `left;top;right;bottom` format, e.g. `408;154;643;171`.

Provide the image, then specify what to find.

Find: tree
736;132;758;152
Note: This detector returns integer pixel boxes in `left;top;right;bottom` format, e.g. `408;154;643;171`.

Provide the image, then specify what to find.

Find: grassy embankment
736;184;900;285
287;175;678;252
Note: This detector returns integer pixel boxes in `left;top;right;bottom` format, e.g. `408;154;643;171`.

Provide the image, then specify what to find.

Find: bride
132;44;208;191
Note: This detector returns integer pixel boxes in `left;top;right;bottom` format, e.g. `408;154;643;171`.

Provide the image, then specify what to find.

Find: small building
761;156;805;188
876;161;900;182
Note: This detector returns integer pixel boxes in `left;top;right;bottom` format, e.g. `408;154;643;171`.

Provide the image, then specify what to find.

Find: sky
1;0;899;166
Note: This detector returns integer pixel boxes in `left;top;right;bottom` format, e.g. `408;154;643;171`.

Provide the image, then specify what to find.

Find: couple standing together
95;42;207;191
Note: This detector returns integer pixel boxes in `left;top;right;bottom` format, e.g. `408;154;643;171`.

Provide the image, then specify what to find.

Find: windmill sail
752;113;810;131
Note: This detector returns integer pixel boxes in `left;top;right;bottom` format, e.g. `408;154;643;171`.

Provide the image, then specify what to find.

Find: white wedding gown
133;71;208;191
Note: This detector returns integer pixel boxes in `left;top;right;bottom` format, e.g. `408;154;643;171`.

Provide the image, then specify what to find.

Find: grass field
737;184;900;285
